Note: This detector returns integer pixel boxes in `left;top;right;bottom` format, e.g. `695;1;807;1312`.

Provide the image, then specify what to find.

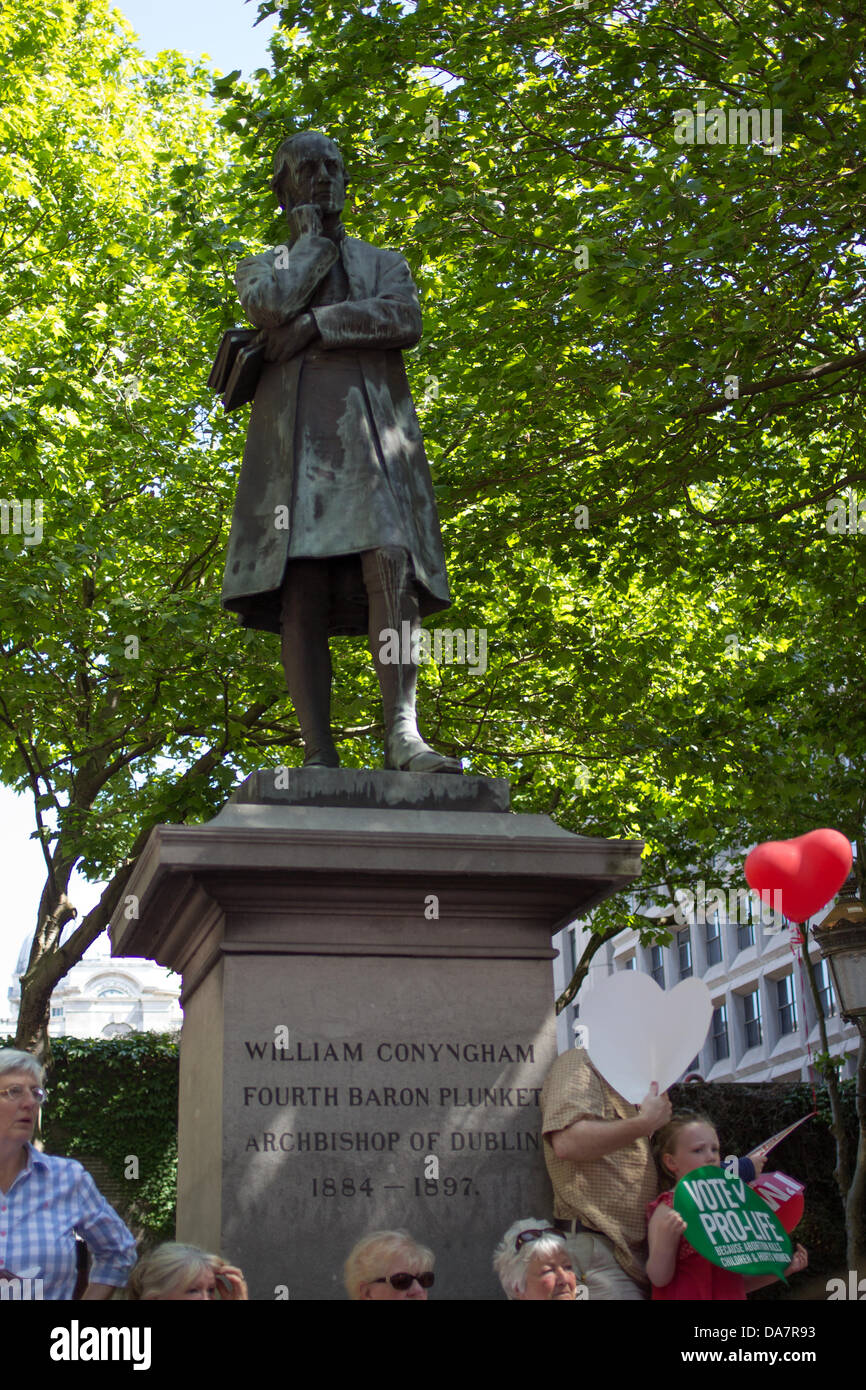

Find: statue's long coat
220;227;451;635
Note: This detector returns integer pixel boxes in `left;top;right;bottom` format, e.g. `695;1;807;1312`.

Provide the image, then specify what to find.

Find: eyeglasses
372;1271;435;1291
0;1086;47;1104
514;1228;565;1253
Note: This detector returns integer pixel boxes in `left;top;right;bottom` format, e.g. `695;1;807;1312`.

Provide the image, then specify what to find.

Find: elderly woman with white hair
494;1220;581;1300
0;1048;137;1299
344;1229;435;1300
126;1242;248;1300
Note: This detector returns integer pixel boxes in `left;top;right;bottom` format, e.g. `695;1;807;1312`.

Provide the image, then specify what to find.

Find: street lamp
811;875;866;1038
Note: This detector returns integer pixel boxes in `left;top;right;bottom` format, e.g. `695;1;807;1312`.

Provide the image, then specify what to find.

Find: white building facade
5;934;182;1040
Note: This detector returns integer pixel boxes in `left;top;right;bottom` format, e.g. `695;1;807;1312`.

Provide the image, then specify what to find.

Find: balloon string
789;923;819;1112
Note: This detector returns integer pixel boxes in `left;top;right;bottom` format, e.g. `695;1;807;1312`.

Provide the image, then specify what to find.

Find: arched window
90;974;136;999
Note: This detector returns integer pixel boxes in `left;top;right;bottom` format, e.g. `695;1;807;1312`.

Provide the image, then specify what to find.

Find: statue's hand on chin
288;203;323;239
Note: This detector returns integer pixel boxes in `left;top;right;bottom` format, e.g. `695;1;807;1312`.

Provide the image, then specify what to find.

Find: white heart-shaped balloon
580;973;713;1104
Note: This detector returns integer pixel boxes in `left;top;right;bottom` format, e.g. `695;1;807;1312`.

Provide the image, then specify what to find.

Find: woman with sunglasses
344;1229;435;1300
0;1048;136;1299
493;1219;581;1300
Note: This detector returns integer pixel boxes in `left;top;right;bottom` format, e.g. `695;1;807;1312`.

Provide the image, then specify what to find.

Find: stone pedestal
110;770;642;1300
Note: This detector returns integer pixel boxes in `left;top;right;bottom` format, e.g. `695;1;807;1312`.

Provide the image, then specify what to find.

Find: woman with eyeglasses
344;1229;435;1300
493;1219;581;1300
0;1048;137;1299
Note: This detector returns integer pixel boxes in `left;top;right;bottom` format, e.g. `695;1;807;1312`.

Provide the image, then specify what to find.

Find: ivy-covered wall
669;1079;857;1298
33;1033;178;1246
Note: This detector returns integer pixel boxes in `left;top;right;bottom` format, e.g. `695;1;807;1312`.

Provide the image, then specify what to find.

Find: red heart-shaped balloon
744;829;852;923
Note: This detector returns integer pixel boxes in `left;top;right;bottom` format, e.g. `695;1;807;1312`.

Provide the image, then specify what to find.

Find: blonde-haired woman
344;1230;434;1300
127;1242;247;1300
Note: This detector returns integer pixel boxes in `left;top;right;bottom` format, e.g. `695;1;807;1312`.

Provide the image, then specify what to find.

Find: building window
815;958;836;1019
705;918;722;967
650;945;665;988
776;976;797;1036
50;1007;63;1018
711;1005;729;1061
736;920;755;952
677;928;692;980
743;989;762;1048
621;955;636;971
91;974;135;998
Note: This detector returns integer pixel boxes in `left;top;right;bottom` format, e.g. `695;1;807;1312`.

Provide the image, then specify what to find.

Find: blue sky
113;0;279;74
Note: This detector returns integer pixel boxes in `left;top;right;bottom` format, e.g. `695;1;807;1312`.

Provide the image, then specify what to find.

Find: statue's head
271;132;347;217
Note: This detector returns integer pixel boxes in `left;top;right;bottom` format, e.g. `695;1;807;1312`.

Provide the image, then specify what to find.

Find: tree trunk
14;880;78;1064
15;865;134;1064
801;938;853;1199
13;982;52;1062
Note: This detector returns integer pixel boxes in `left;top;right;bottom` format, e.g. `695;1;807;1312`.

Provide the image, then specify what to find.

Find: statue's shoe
302;747;340;769
386;735;463;774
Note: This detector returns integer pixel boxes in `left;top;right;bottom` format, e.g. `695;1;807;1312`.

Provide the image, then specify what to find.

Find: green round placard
673;1165;792;1278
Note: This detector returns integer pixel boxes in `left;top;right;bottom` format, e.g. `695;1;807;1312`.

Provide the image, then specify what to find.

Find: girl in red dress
645;1113;807;1301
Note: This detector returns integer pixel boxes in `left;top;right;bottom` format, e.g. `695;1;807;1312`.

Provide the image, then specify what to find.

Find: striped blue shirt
0;1145;136;1298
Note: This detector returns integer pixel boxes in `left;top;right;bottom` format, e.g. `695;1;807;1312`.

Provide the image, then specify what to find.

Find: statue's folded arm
236;234;339;329
312;255;423;351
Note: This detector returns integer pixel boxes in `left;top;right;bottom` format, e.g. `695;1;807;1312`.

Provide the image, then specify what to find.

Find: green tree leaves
0;0;293;1051
232;0;866;903
3;0;866;1051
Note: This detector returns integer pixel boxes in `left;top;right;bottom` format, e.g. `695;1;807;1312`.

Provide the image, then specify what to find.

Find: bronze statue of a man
221;131;461;773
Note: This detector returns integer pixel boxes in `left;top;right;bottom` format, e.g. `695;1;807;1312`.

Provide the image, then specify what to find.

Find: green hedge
670;1079;857;1298
32;1034;178;1245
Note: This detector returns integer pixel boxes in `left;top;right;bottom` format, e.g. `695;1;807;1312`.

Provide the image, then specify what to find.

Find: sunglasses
514;1228;565;1253
372;1271;435;1291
